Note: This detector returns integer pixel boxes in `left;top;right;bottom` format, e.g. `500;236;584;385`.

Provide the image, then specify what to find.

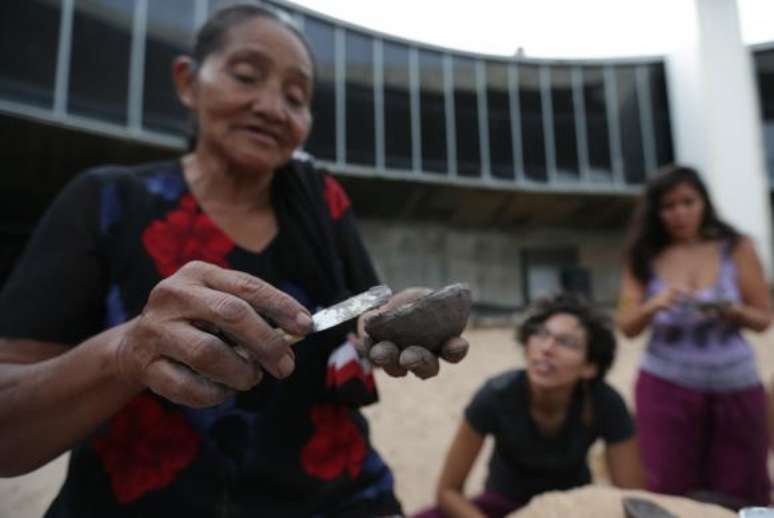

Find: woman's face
658;181;706;242
524;313;597;391
180;17;313;172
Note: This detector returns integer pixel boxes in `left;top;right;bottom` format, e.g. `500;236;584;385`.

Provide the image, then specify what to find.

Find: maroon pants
635;370;770;506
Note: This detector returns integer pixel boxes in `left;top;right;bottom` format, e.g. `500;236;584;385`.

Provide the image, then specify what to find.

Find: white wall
358;220;626;308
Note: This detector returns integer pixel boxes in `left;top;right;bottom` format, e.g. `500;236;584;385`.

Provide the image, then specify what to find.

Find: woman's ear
172;56;197;110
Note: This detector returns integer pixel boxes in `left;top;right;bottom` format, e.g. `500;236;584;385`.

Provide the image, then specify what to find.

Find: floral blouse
0;159;402;517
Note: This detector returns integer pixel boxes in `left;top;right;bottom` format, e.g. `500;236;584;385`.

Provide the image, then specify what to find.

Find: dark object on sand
623;497;678;518
364;283;472;353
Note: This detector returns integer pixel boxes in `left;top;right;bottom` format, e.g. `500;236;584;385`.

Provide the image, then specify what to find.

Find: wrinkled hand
115;261;313;407
355;288;469;379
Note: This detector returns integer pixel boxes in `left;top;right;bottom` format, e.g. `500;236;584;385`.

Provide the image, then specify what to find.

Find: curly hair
516;294;616;382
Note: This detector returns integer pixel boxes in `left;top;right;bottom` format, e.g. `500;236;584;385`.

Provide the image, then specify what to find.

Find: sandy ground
1;325;772;517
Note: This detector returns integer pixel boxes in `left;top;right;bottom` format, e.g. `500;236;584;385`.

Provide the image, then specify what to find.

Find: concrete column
665;0;772;275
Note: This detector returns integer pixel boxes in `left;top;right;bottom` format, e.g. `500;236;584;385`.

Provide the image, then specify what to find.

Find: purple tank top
641;241;759;392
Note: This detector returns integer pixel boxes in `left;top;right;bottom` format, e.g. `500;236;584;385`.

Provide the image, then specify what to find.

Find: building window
303;17;336;161
755;49;774;182
615;65;646;184
453;57;481;178
68;0;135;124
382;41;412;170
344;30;375;166
647;63;674;169
519;64;547;182
485;62;514;180
580;67;612;180
550;66;579;179
0;0;61;108
418;49;448;174
143;0;195;135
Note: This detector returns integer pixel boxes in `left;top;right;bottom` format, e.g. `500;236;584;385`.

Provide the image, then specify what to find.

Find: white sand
1;326;772;517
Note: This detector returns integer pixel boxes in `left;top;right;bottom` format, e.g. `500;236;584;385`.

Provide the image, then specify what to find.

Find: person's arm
616;267;682;338
723;236;772;332
436;420;487;518
604;436;645;489
0;328;142;476
0;262;313;477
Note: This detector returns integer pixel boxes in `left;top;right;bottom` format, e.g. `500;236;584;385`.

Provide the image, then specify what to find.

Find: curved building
0;0;771;310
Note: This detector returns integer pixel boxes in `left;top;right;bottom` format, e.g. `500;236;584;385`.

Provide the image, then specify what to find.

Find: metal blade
312;285;392;332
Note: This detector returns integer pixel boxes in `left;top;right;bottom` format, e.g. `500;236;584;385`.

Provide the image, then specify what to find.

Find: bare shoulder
731;235;760;262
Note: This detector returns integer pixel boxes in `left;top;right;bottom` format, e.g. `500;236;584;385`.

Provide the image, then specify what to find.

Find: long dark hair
624;164;740;284
517;294;616;382
185;3;315;150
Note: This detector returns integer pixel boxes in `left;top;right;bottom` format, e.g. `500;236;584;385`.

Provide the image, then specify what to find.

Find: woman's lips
240;125;280;146
531;359;555;375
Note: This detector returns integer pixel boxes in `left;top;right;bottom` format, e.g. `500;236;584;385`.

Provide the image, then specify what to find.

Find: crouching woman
415;295;643;518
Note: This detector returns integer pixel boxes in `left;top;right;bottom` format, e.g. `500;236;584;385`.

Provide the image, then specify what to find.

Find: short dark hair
624;164;740;284
193;3;313;66
516;294;616;382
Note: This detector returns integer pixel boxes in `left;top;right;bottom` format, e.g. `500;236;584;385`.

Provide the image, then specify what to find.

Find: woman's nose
251;84;285;121
538;337;557;353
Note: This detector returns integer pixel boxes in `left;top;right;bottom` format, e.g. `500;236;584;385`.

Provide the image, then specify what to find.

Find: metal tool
282;285;392;344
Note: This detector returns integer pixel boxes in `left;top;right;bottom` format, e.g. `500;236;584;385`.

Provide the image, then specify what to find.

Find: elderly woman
0;5;467;517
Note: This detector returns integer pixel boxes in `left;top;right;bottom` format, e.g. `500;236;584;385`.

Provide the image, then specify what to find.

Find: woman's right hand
645;286;685;315
114;261;314;407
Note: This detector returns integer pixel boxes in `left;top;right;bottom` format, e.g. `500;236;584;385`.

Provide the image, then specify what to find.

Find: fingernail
296;312;313;329
277;353;295;378
402;350;421;366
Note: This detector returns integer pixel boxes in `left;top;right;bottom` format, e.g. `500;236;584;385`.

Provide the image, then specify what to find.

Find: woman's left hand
354;288;470;379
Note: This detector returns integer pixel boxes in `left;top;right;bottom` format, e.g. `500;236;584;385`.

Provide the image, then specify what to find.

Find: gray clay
364;283;472;352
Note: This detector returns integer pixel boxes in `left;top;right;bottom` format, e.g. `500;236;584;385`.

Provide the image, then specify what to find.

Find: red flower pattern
300;404;366;481
92;393;201;504
142;194;234;277
323;176;351;221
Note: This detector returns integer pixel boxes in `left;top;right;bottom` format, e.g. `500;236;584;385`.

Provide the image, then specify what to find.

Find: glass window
615;66;645;184
646;63;674;169
550;66;579;179
382;41;412;170
344;30;375;166
755;49;774;182
453;57;480;177
0;0;61;108
303;18;336;161
485;62;514;180
518;64;547;182
143;0;195;135
418;50;447;174
581;66;612;180
68;0;135;124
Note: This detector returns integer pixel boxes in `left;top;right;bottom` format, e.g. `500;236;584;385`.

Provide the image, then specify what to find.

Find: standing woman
617;165;772;507
0;5;467;517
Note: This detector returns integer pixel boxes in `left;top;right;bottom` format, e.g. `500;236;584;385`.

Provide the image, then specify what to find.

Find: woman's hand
355;288;470;379
644;286;685;315
115;261;313;407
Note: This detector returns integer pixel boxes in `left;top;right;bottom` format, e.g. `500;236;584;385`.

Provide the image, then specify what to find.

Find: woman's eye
234;73;257;84
286;94;304;107
286;88;309;108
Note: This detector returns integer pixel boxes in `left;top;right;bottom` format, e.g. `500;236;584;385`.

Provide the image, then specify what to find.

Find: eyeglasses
531;326;584;351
